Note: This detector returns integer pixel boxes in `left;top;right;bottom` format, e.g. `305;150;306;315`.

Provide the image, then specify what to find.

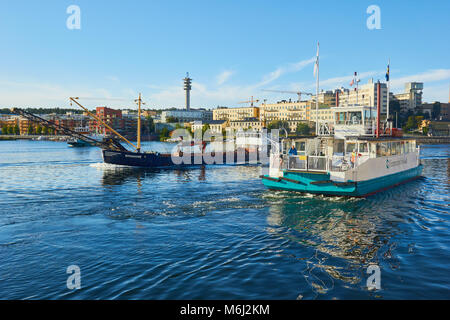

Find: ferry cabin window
358;142;369;153
295;141;306;153
346;142;357;153
376;141;409;157
376;142;390;156
349;111;362;124
334;140;344;153
336;112;345;124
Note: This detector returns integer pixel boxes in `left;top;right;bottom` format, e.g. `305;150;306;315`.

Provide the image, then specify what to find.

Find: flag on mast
385;63;390;82
350;72;358;86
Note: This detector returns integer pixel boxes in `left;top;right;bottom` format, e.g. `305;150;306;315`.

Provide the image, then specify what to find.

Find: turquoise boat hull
262;164;423;197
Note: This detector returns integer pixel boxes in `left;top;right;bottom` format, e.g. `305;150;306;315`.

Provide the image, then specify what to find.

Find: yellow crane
261;89;313;102
238;96;259;107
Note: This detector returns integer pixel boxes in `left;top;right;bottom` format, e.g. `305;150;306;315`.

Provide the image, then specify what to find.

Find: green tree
27;125;33;135
7;126;14;135
159;127;170;141
14;124;20;135
404;115;417;132
43;126;49;135
296;122;311;135
202;124;210;135
267;120;290;131
146;116;155;133
166;116;179;123
35;125;42;135
1;126;8;135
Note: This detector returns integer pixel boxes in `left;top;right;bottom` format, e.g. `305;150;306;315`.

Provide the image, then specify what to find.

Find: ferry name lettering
387;157;407;168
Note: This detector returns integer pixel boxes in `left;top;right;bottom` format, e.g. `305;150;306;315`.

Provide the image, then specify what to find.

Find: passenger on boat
288;145;297;168
351;150;356;168
288;145;297;156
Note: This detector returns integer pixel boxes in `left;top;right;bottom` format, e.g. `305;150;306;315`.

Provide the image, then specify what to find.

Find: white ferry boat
261;104;423;197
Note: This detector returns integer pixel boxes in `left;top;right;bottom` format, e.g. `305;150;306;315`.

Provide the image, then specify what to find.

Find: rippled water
0;140;449;299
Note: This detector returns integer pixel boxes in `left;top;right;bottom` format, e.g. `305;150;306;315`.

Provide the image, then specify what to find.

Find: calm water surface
0;140;449;299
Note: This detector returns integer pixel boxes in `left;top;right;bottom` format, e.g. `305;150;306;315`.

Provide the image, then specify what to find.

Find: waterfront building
213;106;259;121
337;79;388;113
260;100;309;123
142;110;158;117
440;103;450;120
161;109;213;123
191;120;228;134
308;106;334;123
90;107;124;135
313;90;337;107
260;100;333;132
207;120;228;133
229;117;262;131
393;82;423;112
0;115;19;133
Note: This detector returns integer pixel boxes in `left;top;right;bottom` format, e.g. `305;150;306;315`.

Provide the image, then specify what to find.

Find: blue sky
0;0;449;109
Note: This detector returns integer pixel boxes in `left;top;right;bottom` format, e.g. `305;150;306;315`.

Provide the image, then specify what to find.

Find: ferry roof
281;135;318;140
345;135;417;141
331;105;373;111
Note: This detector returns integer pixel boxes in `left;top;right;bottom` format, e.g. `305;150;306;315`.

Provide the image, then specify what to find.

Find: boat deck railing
284;154;330;172
283;154;358;173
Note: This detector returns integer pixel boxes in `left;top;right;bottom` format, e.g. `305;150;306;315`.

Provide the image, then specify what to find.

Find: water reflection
101;166;208;186
264;191;411;296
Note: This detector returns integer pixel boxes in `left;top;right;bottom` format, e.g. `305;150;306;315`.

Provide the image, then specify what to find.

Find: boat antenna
314;42;320;136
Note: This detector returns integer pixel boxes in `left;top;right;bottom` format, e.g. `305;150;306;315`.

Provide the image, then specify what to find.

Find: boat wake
90;162;131;169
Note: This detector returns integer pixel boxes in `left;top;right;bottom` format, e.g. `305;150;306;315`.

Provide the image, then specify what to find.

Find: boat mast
136;93;142;153
386;58;391;128
376;81;381;138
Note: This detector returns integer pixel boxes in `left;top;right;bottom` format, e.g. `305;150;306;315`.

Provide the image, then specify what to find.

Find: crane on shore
261;89;313;102
238;96;259;107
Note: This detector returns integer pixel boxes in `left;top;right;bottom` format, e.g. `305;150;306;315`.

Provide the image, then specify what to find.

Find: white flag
313;42;319;77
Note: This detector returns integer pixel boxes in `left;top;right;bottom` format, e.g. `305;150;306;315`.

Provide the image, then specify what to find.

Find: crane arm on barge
69;97;139;152
10;107;127;152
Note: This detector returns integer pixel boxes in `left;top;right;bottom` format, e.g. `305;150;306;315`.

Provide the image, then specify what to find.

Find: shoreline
1;134;449;145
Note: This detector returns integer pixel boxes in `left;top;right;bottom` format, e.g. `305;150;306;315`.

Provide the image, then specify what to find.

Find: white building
337;79;388;113
393;82;423;112
161;109;213;123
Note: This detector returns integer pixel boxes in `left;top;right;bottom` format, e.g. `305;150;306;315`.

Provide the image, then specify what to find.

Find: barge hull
102;149;263;168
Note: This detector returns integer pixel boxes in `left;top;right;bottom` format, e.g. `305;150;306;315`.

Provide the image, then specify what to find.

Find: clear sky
0;0;449;109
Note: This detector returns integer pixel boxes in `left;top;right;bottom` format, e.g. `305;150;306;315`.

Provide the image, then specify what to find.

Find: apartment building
229;117;262;131
213;106;259;121
393;82;423;112
161;109;213;123
259;101;309;124
191;120;228;134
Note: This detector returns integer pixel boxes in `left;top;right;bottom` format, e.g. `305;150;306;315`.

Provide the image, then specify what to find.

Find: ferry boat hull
262;164;423;197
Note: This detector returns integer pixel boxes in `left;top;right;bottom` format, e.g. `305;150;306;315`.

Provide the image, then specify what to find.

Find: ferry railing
284;154;329;172
285;154;307;170
307;155;328;171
